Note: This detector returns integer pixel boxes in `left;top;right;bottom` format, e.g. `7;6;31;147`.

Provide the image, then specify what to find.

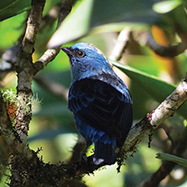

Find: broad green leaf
156;3;187;32
48;0;158;47
48;0;93;47
89;0;157;27
0;0;63;21
0;0;31;21
111;60;187;119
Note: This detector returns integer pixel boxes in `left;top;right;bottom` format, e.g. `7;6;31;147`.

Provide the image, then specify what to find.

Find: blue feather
61;43;133;165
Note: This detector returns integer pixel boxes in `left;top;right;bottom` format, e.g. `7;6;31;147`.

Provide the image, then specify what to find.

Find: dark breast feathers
68;77;133;148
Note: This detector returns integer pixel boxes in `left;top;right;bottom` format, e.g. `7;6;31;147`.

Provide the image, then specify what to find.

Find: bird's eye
75;49;86;58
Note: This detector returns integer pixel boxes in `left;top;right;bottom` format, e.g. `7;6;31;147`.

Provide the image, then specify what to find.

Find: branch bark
15;0;45;143
1;73;186;186
124;74;187;153
109;28;131;61
33;0;78;75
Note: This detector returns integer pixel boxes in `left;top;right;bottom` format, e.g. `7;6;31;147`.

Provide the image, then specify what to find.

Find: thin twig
39;4;61;31
33;47;61;75
109;28;131;61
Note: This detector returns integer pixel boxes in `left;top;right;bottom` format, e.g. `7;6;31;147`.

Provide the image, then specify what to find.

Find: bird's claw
147;110;155;121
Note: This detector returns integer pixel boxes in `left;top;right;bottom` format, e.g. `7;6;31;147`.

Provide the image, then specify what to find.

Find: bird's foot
147;110;155;121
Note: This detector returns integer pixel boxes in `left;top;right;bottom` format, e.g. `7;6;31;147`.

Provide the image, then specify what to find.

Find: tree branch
149;76;187;128
16;0;45;139
146;32;187;57
33;0;78;75
8;0;46;185
57;0;77;28
124;74;187;153
0;92;34;159
39;5;61;32
1;73;186;186
109;28;131;61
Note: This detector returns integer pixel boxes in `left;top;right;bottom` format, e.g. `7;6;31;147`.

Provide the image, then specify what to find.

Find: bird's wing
68;78;133;143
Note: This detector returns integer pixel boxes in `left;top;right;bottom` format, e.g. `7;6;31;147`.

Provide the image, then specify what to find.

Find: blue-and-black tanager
61;43;133;165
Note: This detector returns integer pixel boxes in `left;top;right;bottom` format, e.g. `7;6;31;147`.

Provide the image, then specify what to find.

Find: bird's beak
61;47;73;57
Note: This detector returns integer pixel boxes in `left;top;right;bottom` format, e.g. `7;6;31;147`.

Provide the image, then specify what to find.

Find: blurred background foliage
1;0;187;186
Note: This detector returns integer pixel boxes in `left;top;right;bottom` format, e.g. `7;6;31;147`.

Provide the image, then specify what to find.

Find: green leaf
0;12;26;48
49;0;187;47
0;0;31;21
48;0;158;47
48;0;93;47
111;60;187;119
156;2;187;32
112;60;175;102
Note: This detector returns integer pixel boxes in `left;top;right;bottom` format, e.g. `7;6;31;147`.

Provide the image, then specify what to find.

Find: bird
61;43;133;165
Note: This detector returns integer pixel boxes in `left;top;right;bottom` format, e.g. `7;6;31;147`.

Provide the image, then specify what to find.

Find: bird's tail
93;141;116;165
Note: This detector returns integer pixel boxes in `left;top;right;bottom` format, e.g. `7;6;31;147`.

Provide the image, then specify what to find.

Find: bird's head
61;43;113;81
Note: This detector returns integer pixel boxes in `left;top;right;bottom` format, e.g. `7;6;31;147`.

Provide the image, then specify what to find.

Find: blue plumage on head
62;43;114;82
